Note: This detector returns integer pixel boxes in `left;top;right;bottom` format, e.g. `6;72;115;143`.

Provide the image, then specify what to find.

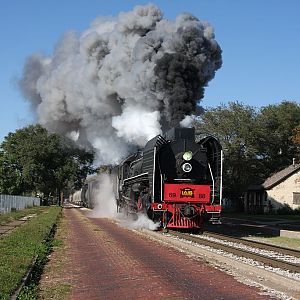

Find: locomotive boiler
112;127;223;230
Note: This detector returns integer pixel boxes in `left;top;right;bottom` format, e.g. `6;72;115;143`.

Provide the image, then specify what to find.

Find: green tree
0;125;95;203
254;101;300;176
292;124;300;161
194;100;300;211
195;101;259;209
0;148;24;194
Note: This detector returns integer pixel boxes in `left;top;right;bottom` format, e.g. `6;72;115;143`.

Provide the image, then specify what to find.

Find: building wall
267;169;300;210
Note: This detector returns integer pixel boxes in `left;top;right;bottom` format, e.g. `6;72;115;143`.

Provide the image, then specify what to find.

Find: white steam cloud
118;213;160;231
88;173;159;231
180;115;196;128
19;4;222;164
87;173;117;218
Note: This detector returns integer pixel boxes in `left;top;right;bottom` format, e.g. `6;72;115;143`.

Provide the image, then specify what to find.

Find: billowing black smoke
19;4;222;164
154;18;222;126
155;53;203;126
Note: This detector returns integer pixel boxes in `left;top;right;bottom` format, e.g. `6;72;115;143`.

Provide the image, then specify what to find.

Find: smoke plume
19;4;222;164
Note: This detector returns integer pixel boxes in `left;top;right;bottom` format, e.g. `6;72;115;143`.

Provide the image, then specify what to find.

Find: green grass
38;211;72;300
0;206;49;225
246;236;300;250
38;283;71;300
0;206;61;300
222;212;300;221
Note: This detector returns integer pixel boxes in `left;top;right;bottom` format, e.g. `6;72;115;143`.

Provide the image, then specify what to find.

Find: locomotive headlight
183;151;193;161
182;162;192;173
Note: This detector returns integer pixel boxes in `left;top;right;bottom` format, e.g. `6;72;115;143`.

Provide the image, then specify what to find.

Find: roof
262;164;300;189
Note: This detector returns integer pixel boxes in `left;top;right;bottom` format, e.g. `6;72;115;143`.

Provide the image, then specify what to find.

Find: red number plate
164;184;210;203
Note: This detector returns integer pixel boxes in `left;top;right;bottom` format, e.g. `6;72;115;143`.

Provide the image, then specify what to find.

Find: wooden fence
0;194;40;214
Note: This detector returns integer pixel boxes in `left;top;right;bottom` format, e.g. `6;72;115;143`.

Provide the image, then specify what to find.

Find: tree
195;101;259;209
254;101;300;176
0;125;95;202
0;149;24;195
292;124;300;161
194;100;300;211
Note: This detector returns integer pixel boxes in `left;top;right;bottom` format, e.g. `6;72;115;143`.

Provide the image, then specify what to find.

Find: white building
244;164;300;213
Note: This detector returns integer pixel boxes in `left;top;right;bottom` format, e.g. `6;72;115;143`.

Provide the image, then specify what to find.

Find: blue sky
1;0;299;142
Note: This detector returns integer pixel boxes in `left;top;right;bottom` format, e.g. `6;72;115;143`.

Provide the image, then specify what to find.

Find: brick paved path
62;208;271;300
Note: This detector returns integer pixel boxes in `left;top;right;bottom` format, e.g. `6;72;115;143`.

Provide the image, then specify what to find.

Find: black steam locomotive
112;127;223;229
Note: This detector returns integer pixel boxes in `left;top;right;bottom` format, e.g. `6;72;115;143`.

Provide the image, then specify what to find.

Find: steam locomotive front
151;127;222;229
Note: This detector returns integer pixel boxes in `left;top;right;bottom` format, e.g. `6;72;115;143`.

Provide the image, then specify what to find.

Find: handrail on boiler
123;172;148;183
207;162;215;204
152;147;157;203
220;150;223;205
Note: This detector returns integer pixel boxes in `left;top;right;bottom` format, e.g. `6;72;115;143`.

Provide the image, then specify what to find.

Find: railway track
167;230;300;274
203;231;300;259
0;214;37;236
0;220;26;235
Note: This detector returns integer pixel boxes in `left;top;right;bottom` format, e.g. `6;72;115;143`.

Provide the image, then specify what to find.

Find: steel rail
202;231;300;259
0;220;26;235
167;230;300;274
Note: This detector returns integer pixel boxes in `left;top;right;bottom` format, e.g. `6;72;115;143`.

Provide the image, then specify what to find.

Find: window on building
293;192;300;205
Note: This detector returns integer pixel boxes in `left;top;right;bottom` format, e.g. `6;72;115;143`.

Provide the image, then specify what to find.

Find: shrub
276;203;298;215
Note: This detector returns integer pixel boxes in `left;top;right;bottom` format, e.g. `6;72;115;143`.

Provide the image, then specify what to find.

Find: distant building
244;164;300;213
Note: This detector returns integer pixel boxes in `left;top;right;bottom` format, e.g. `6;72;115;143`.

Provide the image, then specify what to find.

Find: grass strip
0;206;61;300
222;212;300;221
246;236;300;250
0;206;48;226
38;212;72;300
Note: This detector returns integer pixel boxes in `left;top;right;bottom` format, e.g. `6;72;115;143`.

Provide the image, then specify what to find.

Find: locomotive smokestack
19;4;222;164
